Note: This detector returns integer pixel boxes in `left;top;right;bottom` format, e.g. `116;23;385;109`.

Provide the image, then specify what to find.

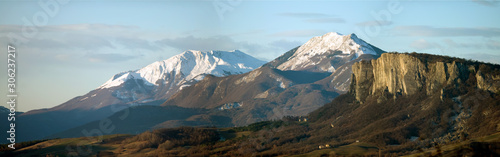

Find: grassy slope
2;127;498;156
0;134;132;157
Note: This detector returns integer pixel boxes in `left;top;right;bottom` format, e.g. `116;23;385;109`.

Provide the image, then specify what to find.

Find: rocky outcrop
350;53;500;103
476;71;500;94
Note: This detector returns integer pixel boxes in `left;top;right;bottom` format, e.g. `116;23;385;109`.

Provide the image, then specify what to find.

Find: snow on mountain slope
277;32;381;72
15;50;265;142
26;50;265;112
100;50;265;90
99;71;151;88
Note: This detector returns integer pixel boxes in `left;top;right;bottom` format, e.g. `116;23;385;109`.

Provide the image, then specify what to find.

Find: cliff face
350;53;500;103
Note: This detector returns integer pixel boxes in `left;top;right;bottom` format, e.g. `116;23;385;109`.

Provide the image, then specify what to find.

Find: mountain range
162;33;384;125
1;32;499;156
4;51;500;156
11;50;266;142
39;32;385;141
4;32;385;142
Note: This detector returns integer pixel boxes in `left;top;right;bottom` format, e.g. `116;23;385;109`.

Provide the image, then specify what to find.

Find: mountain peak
299;32;377;56
99;71;151;89
324;32;358;39
99;50;265;89
322;32;344;38
276;32;382;72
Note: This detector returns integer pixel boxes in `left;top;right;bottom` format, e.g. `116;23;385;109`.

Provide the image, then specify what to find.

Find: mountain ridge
161;32;384;126
44;32;383;140
12;32;385;143
23;50;265;113
13;49;265;142
10;52;500;156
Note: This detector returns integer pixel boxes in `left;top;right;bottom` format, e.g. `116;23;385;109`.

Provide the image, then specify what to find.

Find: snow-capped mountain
276;32;383;72
15;50;264;142
164;32;385;127
265;32;384;92
14;32;383;142
63;50;266;110
100;50;264;90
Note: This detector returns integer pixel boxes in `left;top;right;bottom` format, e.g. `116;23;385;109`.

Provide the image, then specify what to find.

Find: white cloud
0;24;138;35
0;24;162;65
0;24;156;50
410;39;441;50
393;26;500;37
156;35;243;52
463;52;500;64
156;35;278;61
114;37;161;51
86;53;140;63
485;39;500;49
443;39;500;50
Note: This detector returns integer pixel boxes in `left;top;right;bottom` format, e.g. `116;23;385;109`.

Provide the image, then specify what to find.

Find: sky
0;0;499;112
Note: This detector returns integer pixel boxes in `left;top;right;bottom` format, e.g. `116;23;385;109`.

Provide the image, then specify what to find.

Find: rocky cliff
350;53;500;103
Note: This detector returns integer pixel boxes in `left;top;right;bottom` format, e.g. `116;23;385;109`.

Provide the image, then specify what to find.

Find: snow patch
272;77;287;89
280;82;286;89
140;98;154;103
235;70;262;85
218;102;242;110
79;97;88;101
255;91;269;99
326;66;336;73
179;84;191;90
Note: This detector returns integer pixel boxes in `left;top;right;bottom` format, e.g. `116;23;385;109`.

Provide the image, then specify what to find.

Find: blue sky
1;0;499;111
